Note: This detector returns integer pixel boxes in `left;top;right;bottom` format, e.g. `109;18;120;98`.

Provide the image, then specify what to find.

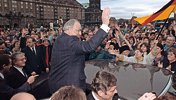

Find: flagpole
156;4;176;40
155;18;169;40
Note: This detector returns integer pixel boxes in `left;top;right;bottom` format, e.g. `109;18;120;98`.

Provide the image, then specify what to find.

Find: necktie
22;68;28;77
32;47;36;55
46;46;49;66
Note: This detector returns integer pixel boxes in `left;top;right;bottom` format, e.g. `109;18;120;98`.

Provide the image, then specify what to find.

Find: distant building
84;0;102;25
0;0;85;28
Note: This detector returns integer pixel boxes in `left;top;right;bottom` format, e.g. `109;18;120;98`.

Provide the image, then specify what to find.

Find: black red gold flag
134;0;176;25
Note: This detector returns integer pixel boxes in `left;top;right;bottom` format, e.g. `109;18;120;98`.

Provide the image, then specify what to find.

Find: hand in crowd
105;41;110;50
115;23;120;32
102;7;110;26
46;68;49;73
21;28;28;37
27;75;39;84
31;71;37;76
157;61;163;68
138;92;157;100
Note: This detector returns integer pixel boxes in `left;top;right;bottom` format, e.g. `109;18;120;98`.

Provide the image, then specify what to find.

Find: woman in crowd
11;40;21;53
152;43;165;67
159;47;176;74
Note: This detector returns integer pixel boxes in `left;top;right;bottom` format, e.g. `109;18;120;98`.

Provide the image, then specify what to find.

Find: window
30;3;32;9
4;3;7;7
26;2;28;9
21;2;23;8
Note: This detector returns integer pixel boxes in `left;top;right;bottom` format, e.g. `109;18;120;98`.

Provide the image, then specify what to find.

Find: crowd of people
0;7;176;100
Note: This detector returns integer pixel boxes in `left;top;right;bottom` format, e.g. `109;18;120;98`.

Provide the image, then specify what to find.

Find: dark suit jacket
0;76;19;100
4;67;31;90
87;92;95;100
22;45;45;75
49;29;108;94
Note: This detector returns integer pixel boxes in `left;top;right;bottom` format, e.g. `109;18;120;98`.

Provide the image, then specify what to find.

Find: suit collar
92;91;100;100
0;72;4;79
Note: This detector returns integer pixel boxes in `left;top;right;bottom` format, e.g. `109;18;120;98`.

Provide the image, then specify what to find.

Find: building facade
85;0;102;25
0;0;85;28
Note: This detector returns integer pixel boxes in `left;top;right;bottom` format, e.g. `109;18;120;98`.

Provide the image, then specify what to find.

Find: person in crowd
152;43;165;66
159;47;176;74
140;43;150;55
11;40;21;53
42;38;52;72
119;45;131;56
0;54;35;100
87;71;157;100
49;8;111;94
0;39;11;54
143;37;150;45
112;46;158;65
50;85;87;100
19;28;28;49
128;36;137;50
0;54;15;100
87;71;118;100
149;32;156;41
4;52;38;89
22;36;45;75
10;92;36;100
110;37;158;65
163;36;176;52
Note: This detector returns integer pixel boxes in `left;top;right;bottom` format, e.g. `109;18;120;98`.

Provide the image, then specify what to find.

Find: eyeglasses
16;57;26;61
76;29;82;32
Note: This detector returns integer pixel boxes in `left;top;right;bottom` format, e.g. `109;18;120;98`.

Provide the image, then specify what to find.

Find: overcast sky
77;0;171;19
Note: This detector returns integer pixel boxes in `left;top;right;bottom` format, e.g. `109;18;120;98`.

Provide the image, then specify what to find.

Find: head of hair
50;85;87;100
26;36;36;43
168;47;176;56
0;39;5;45
11;52;25;66
10;92;36;100
91;71;117;94
155;92;176;100
63;19;79;31
119;45;130;54
0;54;11;71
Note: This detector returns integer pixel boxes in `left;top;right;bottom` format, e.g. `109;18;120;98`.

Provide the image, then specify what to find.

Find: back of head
63;19;79;31
10;92;36;100
91;71;117;93
50;85;87;100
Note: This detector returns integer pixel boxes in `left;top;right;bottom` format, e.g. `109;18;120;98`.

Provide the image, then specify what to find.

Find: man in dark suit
49;8;111;94
4;52;38;89
0;54;35;100
22;36;45;75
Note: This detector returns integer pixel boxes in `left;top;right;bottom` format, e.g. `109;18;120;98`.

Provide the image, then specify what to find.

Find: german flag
134;0;176;25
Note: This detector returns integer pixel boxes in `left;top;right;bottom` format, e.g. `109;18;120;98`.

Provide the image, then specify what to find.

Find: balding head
10;92;36;100
63;19;79;31
63;19;82;37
